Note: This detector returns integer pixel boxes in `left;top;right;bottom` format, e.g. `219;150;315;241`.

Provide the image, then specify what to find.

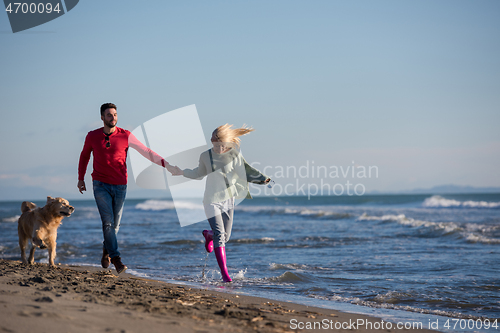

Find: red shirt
78;127;166;185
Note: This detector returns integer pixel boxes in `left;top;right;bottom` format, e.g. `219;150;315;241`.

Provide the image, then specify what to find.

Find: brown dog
18;196;74;266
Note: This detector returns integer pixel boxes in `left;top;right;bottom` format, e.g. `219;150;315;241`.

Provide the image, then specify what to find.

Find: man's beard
105;120;116;128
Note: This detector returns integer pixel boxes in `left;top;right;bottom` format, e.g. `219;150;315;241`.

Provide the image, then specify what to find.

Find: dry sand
0;259;437;333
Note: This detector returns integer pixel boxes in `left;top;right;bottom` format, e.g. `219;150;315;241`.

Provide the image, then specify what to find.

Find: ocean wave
135;200;352;221
423;195;500;209
159;239;202;246
311;294;485;320
372;291;416;304
237;206;351;220
72;206;98;212
269;263;332;271
268;271;310;283
125;269;150;278
269;263;309;271
358;213;500;244
1;215;19;223
135;199;203;211
233;237;275;244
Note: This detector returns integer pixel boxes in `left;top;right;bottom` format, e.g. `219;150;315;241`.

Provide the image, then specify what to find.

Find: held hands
171;165;184;176
165;164;183;176
77;164;182;194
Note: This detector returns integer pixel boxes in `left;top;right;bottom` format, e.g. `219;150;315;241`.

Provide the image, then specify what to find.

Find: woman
171;124;271;282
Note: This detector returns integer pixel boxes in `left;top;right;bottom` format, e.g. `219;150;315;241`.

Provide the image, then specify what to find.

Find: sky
1;0;499;201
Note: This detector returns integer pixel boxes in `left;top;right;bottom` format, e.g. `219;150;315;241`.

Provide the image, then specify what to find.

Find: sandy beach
0;259;438;333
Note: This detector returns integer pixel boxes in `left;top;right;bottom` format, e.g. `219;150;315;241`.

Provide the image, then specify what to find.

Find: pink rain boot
202;230;213;253
214;246;232;282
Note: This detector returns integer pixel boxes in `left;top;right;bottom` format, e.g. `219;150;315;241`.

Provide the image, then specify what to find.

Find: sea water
1;193;499;331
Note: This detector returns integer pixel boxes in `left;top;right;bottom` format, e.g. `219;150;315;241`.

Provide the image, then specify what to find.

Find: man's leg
93;181;120;258
111;184;127;238
109;184;127;274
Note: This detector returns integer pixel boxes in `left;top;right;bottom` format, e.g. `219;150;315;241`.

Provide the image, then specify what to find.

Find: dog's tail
21;201;37;213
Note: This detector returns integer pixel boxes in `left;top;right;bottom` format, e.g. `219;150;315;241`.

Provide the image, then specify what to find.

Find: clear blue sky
1;0;499;200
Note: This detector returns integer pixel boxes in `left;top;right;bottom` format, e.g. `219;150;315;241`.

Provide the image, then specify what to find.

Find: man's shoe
111;256;127;274
101;248;111;268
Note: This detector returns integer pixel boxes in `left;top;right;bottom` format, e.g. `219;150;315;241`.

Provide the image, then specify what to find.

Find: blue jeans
205;198;235;248
93;180;127;258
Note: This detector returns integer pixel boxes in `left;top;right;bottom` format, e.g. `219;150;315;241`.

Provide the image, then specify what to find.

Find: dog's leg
28;244;36;265
47;233;57;267
19;235;28;264
33;228;47;249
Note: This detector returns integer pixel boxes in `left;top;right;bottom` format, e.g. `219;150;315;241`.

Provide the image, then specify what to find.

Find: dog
18;196;74;266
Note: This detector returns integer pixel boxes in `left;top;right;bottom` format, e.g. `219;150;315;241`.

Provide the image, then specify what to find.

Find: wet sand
0;259;436;333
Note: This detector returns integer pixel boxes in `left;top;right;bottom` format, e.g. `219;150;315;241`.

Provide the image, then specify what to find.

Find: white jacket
183;148;268;204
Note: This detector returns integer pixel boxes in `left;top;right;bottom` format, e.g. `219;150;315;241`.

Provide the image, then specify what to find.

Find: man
78;103;174;273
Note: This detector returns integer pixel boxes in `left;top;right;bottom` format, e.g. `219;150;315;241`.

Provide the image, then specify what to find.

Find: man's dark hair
100;103;117;117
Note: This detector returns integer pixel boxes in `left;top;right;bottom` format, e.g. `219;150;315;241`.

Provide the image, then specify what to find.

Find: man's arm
128;132;170;168
77;133;92;193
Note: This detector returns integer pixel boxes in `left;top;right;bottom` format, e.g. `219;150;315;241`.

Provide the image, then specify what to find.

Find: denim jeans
93;180;127;258
205;198;234;248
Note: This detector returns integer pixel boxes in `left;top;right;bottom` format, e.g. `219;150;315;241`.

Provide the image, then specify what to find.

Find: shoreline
0;259;438;333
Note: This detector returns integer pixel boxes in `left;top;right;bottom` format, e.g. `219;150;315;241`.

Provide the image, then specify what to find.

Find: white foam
237;205;350;220
358;213;406;221
269;263;307;271
358;213;500;244
2;215;20;223
465;233;500;244
269;262;332;272
135;199;203;211
374;291;413;303
126;269;150;278
233;268;247;280
234;237;275;244
310;293;483;320
423;195;500;208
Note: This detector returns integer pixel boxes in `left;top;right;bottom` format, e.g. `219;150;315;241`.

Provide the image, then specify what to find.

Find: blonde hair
212;124;254;147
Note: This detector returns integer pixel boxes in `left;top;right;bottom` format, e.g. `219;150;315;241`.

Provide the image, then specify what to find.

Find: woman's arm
243;158;270;184
182;154;208;180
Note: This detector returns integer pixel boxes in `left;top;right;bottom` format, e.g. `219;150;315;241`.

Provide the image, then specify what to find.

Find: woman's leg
202;230;214;253
207;211;232;282
205;200;234;282
223;208;234;243
208;198;234;247
214;246;231;282
208;213;226;249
